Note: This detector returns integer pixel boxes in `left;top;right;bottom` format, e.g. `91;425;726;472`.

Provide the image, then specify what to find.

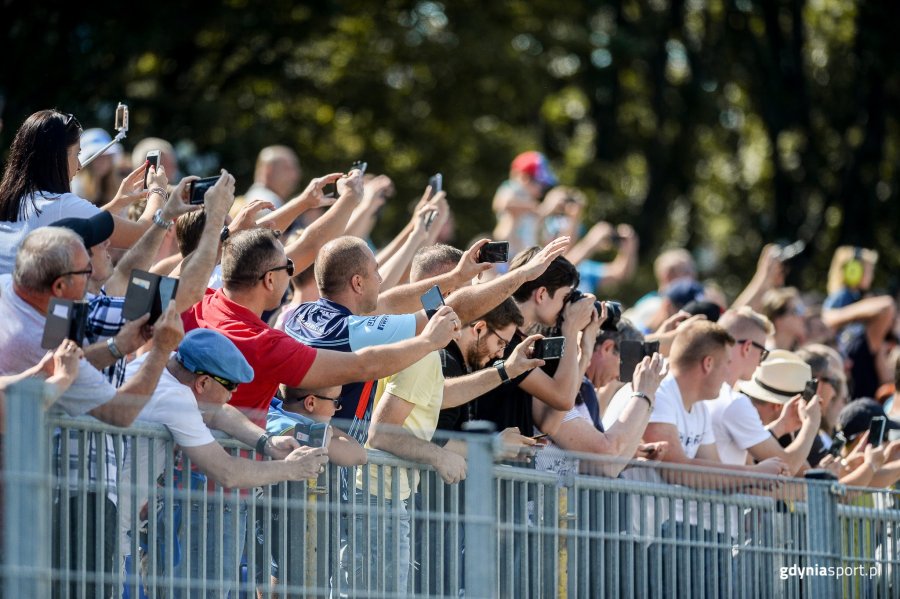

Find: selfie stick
79;103;129;168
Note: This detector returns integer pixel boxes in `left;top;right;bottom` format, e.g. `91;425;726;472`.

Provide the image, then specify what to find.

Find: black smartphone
294;421;328;448
619;340;661;383
122;270;180;325
143;150;161;189
802;379;818;402
350;160;368;175
533;336;566;360
41;298;89;349
420;284;445;319
427;173;443;200
189;176;220;205
868;416;886;448
478;241;510;264
829;431;847;458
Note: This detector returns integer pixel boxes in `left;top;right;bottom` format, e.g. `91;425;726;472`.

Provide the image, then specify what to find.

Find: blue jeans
341;491;410;594
172;498;248;598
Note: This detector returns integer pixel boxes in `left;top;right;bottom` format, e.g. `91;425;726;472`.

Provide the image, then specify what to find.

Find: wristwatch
631;391;653;410
106;337;125;360
255;432;274;456
152;208;172;230
494;360;510;384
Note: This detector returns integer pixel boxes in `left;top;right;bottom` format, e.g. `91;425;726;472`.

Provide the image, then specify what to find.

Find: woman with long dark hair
0;109;166;274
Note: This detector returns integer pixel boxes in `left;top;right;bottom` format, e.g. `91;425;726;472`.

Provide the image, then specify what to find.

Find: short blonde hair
670;321;735;370
719;306;775;337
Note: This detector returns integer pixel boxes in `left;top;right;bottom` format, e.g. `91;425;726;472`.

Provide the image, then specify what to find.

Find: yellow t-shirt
358;352;444;500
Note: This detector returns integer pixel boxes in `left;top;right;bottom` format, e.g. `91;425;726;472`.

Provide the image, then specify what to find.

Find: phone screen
478;241;510;264
618;340;659;383
189;176;220;205
144;151;161;189
420;285;445;318
534;336;565;360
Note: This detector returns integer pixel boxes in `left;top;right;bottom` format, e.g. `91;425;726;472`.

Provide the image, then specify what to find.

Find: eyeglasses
737;339;769;362
311;395;342;411
486;328;512;352
195;370;239;392
259;258;294;280
57;265;93;280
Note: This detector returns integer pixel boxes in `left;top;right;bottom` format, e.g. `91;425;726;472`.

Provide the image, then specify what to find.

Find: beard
465;335;495;371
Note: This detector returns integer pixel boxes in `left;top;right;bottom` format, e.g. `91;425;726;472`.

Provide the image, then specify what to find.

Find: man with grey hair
0;227;184;422
0;226;185;596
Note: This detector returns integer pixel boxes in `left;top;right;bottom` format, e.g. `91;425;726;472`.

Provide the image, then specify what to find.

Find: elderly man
0;226;184;597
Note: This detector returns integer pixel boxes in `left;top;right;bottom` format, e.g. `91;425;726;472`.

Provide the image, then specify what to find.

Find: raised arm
104;175;201;296
172;171;235;313
284;170;363;272
256;172;343;234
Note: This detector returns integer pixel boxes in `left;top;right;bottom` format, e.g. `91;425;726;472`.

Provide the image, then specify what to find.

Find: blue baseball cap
176;329;254;384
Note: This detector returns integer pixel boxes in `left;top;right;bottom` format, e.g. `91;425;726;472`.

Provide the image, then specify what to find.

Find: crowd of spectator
1;108;900;596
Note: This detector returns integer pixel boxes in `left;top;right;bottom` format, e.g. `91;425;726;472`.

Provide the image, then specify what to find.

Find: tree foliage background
3;0;900;302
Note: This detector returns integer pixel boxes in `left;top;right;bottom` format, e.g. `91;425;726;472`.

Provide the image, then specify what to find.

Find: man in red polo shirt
182;171;462;435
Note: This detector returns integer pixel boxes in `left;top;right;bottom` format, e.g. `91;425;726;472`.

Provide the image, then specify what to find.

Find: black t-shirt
436;340;469;438
470;330;533;435
846;331;878;400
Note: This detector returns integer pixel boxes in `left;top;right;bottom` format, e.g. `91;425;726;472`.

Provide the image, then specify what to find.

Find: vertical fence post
3;379;50;597
463;421;496;598
804;469;841;599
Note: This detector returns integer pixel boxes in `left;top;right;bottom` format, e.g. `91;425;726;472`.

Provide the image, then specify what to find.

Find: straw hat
737;351;811;404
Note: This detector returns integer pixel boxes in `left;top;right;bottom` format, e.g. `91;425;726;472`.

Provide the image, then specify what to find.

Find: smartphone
143;150;161;189
802;378;818;402
478;241;510;264
619;340;661;383
420;284;445;319
114;103;129;132
350;160;368;175
868;416;886;448
189;176;220;205
427;173;443;200
828;431;847;458
533;336;566;360
424;210;439;231
294;421;329;448
41;299;89;349
122;270;180;325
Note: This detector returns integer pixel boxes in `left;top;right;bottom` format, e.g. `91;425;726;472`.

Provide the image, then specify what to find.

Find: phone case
41;299;88;349
122;270;179;324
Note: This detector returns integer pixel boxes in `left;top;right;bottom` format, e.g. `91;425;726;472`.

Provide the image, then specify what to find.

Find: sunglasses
259;258;294;280
195;370;239;392
311;395;342;411
736;339;770;362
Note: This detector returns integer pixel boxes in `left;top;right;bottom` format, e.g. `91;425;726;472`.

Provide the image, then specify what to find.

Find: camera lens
600;301;622;332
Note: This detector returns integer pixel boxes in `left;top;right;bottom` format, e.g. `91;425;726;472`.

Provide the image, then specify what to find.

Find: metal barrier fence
4;379;900;598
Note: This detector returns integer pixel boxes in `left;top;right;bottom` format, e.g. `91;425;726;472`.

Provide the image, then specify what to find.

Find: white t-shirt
0;275;115;415
0;191;101;275
535;402;591;481
705;382;771;466
648;373;715;457
118;355;215;546
620;373;715;530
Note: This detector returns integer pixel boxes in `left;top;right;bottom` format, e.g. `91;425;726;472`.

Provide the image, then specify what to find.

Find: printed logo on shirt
680;432;704;451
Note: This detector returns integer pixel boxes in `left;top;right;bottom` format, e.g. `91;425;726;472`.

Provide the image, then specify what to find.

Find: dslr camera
564;289;621;332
